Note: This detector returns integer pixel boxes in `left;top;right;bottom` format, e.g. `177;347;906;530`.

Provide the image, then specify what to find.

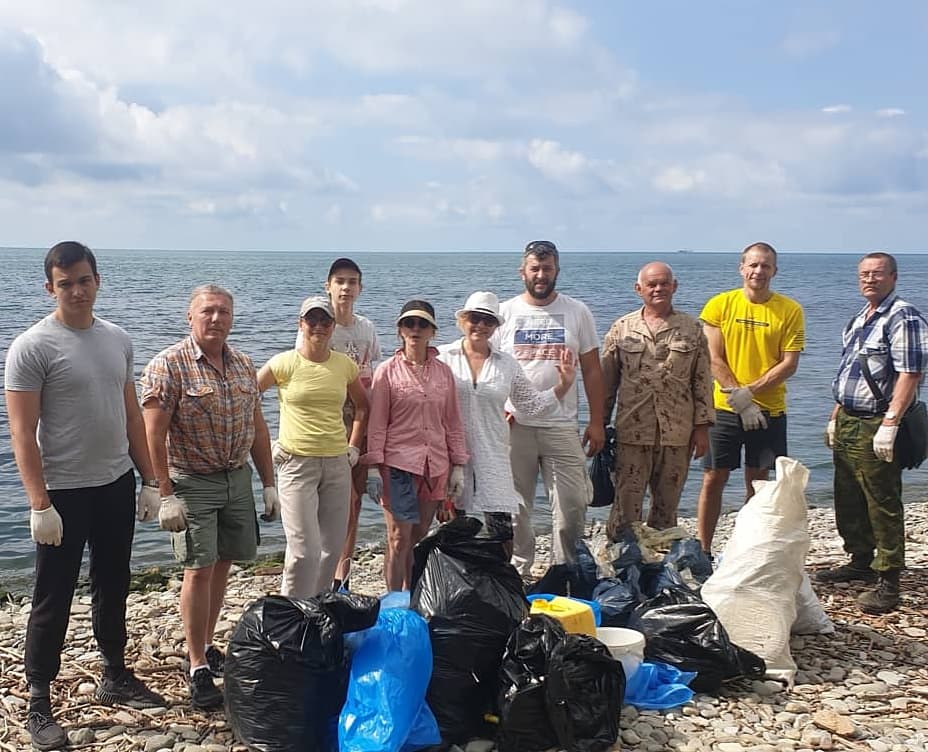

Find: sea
2;247;928;590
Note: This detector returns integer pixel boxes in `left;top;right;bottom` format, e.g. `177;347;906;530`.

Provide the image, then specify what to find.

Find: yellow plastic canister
529;596;596;636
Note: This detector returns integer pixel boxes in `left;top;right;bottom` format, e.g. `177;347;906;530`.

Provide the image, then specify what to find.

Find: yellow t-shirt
700;289;805;414
267;350;359;456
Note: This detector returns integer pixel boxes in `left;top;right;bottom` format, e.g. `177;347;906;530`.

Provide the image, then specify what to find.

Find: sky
0;1;925;252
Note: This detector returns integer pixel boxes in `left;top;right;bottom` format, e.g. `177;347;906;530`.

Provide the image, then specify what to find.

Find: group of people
5;239;926;750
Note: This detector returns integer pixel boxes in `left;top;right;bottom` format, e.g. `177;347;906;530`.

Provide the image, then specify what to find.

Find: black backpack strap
856;353;890;413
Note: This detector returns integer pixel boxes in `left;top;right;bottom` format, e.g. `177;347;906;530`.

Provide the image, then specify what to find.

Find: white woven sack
701;456;810;685
792;572;835;635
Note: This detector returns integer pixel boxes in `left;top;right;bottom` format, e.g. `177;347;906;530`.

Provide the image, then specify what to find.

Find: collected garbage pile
223;459;832;751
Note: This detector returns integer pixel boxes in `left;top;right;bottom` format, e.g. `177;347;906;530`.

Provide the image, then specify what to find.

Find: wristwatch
884;410;898;423
143;478;160;488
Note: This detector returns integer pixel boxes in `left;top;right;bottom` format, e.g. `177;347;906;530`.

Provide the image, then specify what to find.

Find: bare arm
256;363;277;392
250;405;275;488
6;390;51;510
703;323;738;390
124;382;155;483
579;348;605;455
346;377;369;449
746;350;801;395
887;372;922;424
142;401;174;498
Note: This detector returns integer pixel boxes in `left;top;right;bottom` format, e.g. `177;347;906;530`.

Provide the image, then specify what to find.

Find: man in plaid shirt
141;284;277;708
818;252;928;614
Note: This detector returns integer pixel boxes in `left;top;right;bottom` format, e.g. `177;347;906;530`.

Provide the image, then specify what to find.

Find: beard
524;275;558;300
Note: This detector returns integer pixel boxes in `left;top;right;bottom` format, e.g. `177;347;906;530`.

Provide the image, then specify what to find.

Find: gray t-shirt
4;314;135;489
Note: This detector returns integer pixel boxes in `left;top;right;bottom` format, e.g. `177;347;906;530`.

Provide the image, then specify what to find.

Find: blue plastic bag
339;608;440;752
624;661;696;710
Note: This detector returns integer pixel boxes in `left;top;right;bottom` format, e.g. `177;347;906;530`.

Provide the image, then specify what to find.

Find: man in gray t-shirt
4;242;165;750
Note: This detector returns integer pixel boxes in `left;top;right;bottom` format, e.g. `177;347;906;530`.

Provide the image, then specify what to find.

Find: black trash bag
627;587;766;693
639;562;693;599
592;577;637;627
588;425;616;507
664;538;714;583
526;540;599;600
225;592;380;752
411;516;529;745
497;614;567;752
546;634;625;752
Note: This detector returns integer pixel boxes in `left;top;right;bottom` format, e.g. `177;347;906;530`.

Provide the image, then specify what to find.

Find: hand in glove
722;386;755;413
366;468;383;504
824;419;836;448
137;486;161;522
261;487;280;522
739;403;768;432
31;506;63;546
872;423;898;463
347;446;360;468
447;465;465;501
159;494;188;532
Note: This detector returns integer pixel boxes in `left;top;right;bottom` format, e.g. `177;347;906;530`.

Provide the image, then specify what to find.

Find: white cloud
781;29;841;58
876;108;905;118
821;104;852;114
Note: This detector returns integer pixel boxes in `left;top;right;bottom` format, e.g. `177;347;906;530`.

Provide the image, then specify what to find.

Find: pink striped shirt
363;347;469;477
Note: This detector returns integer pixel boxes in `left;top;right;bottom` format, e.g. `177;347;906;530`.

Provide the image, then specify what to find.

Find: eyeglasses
467;312;498;327
400;317;432;330
303;313;334;327
858;271;890;280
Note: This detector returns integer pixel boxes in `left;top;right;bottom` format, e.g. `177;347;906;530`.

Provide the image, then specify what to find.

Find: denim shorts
383;467;447;523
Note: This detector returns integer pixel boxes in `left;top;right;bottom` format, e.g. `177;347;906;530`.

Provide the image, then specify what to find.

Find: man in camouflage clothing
601;262;714;538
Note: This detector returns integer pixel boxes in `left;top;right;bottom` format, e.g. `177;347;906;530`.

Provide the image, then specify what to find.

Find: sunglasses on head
400;316;432;330
524;240;559;258
467;312;498;327
303;312;334;327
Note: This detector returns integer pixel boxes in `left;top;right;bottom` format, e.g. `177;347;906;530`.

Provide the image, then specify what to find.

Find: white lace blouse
437;339;560;513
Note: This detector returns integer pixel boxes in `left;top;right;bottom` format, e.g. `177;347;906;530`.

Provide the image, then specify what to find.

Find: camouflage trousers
833;410;905;572
608;443;691;538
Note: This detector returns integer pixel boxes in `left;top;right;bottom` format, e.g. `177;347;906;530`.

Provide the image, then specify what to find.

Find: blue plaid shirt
832;293;928;415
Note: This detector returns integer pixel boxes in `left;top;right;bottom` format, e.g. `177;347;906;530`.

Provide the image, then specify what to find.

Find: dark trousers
833;411;905;572
25;470;136;686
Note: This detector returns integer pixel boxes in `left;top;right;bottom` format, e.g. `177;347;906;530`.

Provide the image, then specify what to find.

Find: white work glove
347;446;360;468
31;506;63;546
824;419;836;449
159;494;188;532
136;486;161;522
739;403;768;432
365;468;383;504
873;424;898;463
261;487;280;522
723;386;755;413
447;465;465;501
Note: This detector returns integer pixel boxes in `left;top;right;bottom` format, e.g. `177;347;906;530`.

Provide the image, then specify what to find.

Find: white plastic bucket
596;627;645;680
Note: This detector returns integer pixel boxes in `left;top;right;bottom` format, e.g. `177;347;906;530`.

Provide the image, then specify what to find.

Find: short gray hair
189;284;234;308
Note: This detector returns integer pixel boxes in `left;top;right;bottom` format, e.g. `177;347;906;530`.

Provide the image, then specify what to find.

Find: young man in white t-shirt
494;240;605;577
297;258;382;589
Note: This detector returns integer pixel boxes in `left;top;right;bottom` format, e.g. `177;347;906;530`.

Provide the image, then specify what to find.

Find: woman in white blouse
437;291;575;550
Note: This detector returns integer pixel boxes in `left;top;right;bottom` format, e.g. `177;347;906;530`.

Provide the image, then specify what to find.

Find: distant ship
676;249;694;254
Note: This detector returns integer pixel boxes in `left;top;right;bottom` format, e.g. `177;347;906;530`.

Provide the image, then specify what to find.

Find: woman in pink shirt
363;300;469;590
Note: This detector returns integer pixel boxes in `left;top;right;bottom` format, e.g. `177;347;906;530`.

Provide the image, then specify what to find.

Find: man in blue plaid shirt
817;252;928;614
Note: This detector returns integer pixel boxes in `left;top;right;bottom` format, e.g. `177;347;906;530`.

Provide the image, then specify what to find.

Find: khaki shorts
171;465;259;569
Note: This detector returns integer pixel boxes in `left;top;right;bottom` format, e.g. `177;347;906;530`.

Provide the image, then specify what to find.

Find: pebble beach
1;502;927;752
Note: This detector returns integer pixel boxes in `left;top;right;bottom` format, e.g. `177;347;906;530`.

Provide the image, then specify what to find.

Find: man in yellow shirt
697;242;805;553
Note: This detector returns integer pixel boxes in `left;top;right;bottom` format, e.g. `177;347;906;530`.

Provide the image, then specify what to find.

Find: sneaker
27;700;68;751
189;666;223;710
95;669;166;709
183;646;225;678
813;561;878;584
858;571;901;614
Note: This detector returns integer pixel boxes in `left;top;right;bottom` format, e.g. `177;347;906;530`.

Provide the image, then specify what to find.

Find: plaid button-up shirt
832;294;928;415
140;336;260;475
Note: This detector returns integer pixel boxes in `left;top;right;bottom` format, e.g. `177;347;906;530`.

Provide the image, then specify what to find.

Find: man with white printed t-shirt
493;240;605;577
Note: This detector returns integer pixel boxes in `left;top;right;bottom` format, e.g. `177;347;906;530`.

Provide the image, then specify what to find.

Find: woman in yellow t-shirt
257;295;368;598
